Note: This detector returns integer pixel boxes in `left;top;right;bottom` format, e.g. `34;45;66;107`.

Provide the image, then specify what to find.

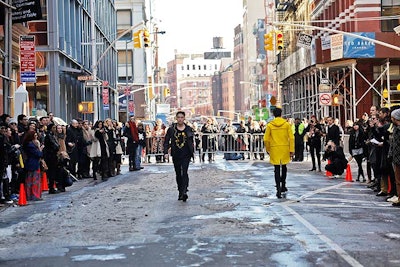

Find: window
118;50;132;65
192;65;196;70
187;65;190;70
117;10;131;38
381;0;400;31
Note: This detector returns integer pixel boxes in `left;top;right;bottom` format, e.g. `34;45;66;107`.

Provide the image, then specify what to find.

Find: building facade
23;0;117;122
115;0;148;121
275;0;400;123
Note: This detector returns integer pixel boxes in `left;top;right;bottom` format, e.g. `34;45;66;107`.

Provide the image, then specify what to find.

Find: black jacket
164;123;194;158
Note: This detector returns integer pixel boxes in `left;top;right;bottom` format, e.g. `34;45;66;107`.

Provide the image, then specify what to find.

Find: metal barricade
200;132;266;160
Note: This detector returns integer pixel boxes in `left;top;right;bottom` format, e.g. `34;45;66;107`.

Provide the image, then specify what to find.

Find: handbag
40;159;49;171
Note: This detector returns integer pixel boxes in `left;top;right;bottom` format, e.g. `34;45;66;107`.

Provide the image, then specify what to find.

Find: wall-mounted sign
19;35;36;83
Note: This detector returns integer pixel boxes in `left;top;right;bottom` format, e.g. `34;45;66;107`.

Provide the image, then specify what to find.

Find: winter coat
264;117;294;165
348;129;366;156
23;141;43;172
389;124;400;166
164;123;194;159
43;133;60;166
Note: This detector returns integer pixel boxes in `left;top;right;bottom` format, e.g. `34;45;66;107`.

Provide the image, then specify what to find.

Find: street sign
19;35;36;83
124;87;130;96
297;33;313;49
102;88;109;110
85;80;102;87
318;84;332;92
78;75;93;81
319;93;332;106
128;100;135;116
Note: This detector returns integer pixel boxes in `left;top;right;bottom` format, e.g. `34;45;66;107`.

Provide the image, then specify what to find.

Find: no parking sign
319;93;332;106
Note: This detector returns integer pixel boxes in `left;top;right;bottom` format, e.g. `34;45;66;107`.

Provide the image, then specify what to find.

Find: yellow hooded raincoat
264;117;295;165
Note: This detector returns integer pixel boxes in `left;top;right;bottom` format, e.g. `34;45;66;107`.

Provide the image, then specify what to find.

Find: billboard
343;32;375;58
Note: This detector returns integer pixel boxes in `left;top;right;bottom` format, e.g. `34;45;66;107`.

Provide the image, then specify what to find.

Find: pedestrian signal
264;32;274;51
142;30;150;48
276;30;284;51
164;87;170;97
78;101;94;113
133;30;142;49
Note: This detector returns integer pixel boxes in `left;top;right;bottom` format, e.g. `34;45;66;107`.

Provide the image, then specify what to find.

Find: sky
153;0;243;67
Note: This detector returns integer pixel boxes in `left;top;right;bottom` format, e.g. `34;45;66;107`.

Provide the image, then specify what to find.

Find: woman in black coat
348;122;367;182
43;124;60;193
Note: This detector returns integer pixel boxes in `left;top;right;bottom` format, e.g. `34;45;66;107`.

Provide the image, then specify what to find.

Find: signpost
85;80;102;87
319;93;332;106
19;36;36;83
128;100;135;116
102;88;109;110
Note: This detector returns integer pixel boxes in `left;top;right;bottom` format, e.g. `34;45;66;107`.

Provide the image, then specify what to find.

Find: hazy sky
153;0;243;67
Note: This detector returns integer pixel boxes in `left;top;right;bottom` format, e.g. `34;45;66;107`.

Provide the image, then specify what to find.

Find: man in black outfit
164;111;194;202
323;141;348;176
325;116;341;146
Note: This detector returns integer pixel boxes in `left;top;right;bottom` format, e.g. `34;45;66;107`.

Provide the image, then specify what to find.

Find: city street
1;156;400;267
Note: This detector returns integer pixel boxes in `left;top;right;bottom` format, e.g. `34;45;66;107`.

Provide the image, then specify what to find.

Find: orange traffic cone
325;160;333;177
41;172;49;191
18;183;27;206
345;164;353;182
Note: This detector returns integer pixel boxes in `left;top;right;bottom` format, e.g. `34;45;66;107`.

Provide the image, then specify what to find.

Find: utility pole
90;0;99;122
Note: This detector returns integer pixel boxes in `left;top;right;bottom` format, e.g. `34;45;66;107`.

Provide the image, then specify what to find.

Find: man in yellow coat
264;108;295;198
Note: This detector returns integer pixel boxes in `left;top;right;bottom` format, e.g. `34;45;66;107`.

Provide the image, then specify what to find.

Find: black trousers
173;156;190;194
309;145;321;170
274;164;287;190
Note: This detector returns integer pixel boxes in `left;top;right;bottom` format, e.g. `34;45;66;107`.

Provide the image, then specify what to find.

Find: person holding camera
323;140;348;176
305;116;323;172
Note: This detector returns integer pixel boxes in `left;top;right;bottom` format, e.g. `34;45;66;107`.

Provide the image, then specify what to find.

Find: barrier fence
142;133;351;162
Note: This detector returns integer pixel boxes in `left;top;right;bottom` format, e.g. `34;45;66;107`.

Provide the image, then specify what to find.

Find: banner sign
12;0;42;23
128;100;135;116
19;35;36;83
321;35;330;50
343;32;375;58
102;88;109;110
330;34;343;61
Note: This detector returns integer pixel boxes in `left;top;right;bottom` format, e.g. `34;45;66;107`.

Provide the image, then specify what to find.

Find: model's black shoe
182;193;188;202
309;168;316;171
178;194;183;200
276;192;282;199
281;187;288;193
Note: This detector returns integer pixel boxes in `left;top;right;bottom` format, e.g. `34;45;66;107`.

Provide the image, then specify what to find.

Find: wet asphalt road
1;156;400;267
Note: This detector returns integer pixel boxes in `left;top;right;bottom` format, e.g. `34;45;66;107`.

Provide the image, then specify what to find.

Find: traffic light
133;30;142;49
78;101;94;113
332;94;340;106
164;87;170;97
276;30;284;51
142;30;150;48
264;32;274;51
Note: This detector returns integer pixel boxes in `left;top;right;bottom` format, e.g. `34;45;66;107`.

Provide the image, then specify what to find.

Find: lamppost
125;39;133;121
240;81;262;118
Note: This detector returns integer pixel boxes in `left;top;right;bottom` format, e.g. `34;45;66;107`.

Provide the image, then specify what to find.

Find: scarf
129;121;139;142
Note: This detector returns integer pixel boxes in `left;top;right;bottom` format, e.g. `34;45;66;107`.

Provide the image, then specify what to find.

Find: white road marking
280;204;363;267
